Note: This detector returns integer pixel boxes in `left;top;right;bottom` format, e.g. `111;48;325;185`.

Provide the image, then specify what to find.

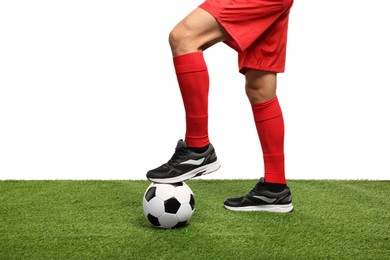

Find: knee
245;70;277;104
168;24;197;56
246;85;271;104
168;27;181;52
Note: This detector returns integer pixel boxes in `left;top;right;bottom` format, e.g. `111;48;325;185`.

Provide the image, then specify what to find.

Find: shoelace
167;147;189;166
248;181;266;195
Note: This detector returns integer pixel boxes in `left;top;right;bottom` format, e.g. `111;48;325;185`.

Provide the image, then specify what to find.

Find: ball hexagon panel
174;185;192;204
158;213;179;229
146;197;165;218
155;183;175;201
176;203;193;222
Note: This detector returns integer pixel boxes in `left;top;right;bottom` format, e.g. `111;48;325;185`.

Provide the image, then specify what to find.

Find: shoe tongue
255;177;266;188
176;139;188;150
249;178;266;195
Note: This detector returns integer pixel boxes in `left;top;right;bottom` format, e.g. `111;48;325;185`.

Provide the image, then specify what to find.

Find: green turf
1;180;389;259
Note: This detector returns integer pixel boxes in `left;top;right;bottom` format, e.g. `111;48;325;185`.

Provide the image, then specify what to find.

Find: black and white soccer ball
143;182;195;229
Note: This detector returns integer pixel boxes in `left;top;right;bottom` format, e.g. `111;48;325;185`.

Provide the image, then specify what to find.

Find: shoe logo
180;157;205;166
252;195;277;203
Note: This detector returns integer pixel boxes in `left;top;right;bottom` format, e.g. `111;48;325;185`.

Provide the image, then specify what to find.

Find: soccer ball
143;182;195;229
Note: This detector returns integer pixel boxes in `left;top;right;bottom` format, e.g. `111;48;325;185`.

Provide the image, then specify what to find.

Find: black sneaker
146;140;221;184
224;178;293;213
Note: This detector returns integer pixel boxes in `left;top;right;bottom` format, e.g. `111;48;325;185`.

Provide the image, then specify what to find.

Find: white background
1;0;389;180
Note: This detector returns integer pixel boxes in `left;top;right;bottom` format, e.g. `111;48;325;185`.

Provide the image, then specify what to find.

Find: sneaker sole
148;160;221;184
224;203;294;213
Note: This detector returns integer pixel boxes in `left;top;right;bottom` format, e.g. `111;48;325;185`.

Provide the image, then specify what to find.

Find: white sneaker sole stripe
224;203;294;213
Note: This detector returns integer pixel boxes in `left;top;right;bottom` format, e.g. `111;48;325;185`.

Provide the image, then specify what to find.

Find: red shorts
199;0;293;73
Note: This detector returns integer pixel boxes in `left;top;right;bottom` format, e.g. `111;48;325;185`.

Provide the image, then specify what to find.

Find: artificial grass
1;180;389;259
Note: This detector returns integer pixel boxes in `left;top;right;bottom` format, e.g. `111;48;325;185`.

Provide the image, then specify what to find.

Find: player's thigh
169;8;230;55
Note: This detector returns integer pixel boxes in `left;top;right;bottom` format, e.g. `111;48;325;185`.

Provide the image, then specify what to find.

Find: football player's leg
241;6;292;189
147;8;227;183
245;69;287;186
169;8;230;149
223;70;292;212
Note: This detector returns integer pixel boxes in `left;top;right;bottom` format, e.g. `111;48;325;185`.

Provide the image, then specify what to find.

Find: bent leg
169;8;230;148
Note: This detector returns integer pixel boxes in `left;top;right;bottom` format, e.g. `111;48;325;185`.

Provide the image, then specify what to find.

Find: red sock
173;52;210;147
252;96;286;184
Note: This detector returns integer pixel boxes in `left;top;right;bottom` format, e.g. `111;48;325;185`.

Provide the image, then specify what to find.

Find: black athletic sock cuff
187;144;210;154
264;182;287;193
